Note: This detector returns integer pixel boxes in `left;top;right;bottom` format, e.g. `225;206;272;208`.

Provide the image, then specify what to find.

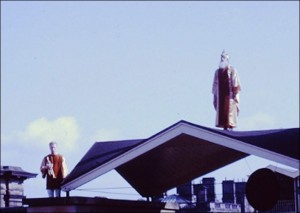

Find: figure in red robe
40;141;68;197
212;50;241;130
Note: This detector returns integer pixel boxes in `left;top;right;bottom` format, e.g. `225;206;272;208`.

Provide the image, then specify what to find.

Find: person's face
49;143;57;154
221;55;227;62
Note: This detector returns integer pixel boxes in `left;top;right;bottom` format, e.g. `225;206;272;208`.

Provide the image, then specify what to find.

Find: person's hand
213;95;217;109
46;163;53;170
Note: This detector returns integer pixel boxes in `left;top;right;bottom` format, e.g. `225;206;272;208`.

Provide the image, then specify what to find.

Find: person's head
49;141;58;154
220;50;229;62
219;50;230;69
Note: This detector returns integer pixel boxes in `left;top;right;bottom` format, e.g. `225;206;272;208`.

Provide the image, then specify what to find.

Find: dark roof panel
229;128;299;159
179;120;299;160
116;133;248;196
63;139;144;185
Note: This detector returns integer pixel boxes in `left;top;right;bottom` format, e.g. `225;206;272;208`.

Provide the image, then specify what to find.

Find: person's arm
212;70;218;110
213;95;217;110
61;156;68;178
231;67;241;103
40;157;47;178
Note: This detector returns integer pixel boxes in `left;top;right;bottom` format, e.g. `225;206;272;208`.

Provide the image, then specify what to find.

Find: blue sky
1;1;299;200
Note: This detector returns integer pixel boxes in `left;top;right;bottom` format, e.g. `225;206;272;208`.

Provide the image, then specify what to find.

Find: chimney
0;166;37;207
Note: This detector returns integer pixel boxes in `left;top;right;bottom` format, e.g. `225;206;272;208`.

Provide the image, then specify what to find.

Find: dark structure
22;196;171;213
235;181;247;212
222;180;235;203
61;121;299;198
18;120;299;212
261;165;299;213
201;178;216;203
0;166;37;208
192;178;216;211
177;182;193;202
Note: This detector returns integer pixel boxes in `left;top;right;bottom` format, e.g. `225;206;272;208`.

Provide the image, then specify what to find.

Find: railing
266;200;295;213
209;202;241;212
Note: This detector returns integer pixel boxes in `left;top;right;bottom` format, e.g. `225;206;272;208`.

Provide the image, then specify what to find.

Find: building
264;165;300;213
193;177;216;205
0;166;37;208
2;120;298;212
177;181;193;202
235;181;247;212
175;178;248;212
59;120;300;212
222;180;235;203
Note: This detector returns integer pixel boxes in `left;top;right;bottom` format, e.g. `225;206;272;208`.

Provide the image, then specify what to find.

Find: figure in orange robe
212;50;241;130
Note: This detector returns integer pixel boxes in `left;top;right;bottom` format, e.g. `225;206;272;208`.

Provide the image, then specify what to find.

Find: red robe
40;154;68;189
212;65;241;129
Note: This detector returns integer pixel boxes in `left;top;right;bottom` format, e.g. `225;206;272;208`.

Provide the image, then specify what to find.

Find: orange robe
40;154;68;189
212;65;241;129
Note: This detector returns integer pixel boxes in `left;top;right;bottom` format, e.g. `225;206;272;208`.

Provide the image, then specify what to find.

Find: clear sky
1;1;299;200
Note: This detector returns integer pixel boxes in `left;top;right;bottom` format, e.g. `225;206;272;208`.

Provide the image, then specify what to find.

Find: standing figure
212;50;241;130
40;141;68;197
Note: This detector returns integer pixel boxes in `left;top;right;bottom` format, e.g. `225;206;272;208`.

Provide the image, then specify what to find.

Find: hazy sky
1;1;299;200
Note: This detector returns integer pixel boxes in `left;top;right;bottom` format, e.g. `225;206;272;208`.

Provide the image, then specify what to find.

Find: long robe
212;65;241;129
